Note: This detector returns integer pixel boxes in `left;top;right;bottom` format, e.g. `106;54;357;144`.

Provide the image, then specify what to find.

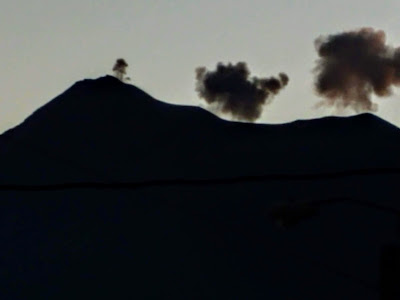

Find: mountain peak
78;74;122;85
1;76;399;184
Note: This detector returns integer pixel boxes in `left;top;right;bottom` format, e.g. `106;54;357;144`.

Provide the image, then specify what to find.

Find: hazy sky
2;0;400;133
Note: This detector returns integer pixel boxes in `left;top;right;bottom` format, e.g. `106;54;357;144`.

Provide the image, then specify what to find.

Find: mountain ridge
1;76;400;185
1;76;400;299
4;75;398;135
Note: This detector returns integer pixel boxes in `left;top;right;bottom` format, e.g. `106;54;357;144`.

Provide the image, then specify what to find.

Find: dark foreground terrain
1;76;400;299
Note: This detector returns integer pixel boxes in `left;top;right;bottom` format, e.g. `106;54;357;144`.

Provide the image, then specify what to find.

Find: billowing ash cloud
314;28;400;112
195;62;289;121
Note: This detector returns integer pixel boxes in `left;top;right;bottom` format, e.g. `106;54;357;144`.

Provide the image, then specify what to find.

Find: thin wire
0;132;394;294
2;126;400;190
1;166;400;191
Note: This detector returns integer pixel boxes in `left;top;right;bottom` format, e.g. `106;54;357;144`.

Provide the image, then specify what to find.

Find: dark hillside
1;76;399;184
1;77;400;299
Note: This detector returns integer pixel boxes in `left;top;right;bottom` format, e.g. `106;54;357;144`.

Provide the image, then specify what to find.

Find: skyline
2;0;400;133
2;3;400;296
1;71;399;299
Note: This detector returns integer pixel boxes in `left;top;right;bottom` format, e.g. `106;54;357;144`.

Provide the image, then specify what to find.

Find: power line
1;166;400;191
2;123;400;191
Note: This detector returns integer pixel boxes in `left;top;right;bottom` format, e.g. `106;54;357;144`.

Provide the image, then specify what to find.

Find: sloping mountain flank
1;75;399;185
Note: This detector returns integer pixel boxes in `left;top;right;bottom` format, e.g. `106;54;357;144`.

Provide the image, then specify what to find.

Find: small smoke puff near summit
313;27;400;113
195;62;289;122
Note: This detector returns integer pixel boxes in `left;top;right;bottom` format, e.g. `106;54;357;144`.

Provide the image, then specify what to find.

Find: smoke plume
113;58;129;81
195;62;289;121
314;28;400;112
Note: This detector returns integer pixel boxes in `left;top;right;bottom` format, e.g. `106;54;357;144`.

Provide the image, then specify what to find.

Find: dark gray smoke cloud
113;58;129;81
314;28;400;112
195;62;289;121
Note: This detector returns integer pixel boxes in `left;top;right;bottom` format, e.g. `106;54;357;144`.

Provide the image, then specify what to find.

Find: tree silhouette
112;58;129;82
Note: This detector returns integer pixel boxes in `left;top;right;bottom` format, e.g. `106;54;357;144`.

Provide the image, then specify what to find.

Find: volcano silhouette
1;76;400;299
1;75;400;184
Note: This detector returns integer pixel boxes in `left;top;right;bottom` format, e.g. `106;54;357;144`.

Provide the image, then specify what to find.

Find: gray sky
2;0;400;133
